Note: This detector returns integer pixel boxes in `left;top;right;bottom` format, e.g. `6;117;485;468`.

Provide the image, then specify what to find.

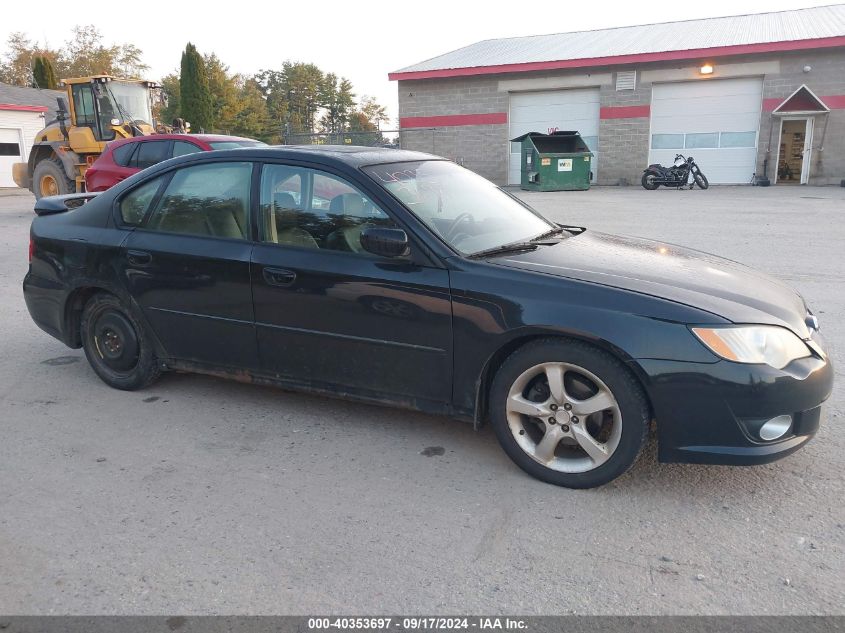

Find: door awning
772;85;830;115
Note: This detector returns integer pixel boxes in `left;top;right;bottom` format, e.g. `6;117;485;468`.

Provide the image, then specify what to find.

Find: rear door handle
263;267;296;287
126;250;152;267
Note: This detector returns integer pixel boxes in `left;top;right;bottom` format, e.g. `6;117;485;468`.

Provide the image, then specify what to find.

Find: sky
1;0;833;126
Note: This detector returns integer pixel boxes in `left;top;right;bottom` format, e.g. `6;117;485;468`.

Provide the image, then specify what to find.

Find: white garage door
508;88;600;185
0;128;23;188
649;78;763;184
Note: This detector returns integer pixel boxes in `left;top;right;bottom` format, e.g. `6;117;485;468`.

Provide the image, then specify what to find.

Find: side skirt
160;358;475;424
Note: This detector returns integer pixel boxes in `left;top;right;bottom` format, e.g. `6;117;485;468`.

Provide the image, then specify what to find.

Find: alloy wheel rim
505;362;622;473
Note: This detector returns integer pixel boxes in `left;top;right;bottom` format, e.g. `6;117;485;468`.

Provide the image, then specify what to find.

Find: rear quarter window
111;143;136;167
119;176;164;225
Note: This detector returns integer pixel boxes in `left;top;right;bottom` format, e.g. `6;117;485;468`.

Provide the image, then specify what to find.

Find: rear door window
131;141;170;170
144;162;252;240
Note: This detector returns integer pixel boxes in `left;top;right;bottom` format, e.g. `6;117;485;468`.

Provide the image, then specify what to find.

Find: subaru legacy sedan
23;147;833;488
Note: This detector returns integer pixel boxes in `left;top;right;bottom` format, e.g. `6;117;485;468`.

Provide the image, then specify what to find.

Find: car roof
107;133;259;147
192;145;445;168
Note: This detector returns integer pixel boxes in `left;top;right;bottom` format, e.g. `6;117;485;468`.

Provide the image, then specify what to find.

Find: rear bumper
635;346;833;465
23;271;71;346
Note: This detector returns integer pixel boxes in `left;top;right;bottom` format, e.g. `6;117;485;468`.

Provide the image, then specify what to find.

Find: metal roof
391;4;845;79
0;82;64;113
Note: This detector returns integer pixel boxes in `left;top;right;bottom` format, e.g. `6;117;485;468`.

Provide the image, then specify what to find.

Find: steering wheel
444;212;474;241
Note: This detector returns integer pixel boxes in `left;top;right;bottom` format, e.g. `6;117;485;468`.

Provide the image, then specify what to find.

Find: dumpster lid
509;131;581;142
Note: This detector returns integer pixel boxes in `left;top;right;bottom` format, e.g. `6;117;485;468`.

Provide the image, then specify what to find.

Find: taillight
29;236;34;262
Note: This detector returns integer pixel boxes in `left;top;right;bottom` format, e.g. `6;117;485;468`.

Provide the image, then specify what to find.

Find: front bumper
635;341;833;465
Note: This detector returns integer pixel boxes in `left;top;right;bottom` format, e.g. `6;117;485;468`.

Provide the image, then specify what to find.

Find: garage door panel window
719;131;757;148
685;133;719;149
652;132;757;150
0;142;20;156
651;134;685;149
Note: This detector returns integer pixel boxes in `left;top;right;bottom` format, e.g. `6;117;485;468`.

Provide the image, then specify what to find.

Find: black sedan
23;147;833;488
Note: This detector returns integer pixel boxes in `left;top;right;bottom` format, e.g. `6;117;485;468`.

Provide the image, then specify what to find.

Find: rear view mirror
360;227;410;258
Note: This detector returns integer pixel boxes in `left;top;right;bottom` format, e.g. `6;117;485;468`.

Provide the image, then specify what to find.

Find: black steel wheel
81;293;160;390
694;171;709;190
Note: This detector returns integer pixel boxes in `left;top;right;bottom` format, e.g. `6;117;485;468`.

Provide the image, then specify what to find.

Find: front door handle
127;250;152;267
263;267;296;287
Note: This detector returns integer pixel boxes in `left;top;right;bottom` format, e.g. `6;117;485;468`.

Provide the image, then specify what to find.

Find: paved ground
0;185;842;615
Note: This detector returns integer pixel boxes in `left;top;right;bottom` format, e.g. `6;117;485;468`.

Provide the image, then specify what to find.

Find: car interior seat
274;193;318;248
325;193;371;253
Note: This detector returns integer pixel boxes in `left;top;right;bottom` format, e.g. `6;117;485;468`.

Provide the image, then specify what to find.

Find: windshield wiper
468;241;540;259
530;226;570;242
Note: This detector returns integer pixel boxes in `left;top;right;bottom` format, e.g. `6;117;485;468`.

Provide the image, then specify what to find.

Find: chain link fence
282;129;445;156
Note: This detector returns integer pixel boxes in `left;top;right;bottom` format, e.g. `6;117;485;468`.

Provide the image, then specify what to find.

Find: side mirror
360;227;410;258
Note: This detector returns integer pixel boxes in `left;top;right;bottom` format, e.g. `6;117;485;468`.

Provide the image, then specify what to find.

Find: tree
159;72;181;125
350;96;389;131
231;77;274;141
179;43;213;133
256;62;325;134
56;25;148;78
203;53;241;132
319;73;355;133
0;26;148;86
0;32;57;86
33;55;58;89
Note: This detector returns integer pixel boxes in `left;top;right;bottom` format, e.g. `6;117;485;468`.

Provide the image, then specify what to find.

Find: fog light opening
759;415;793;441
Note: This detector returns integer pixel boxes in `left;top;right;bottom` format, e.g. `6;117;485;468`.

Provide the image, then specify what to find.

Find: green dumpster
511;131;594;191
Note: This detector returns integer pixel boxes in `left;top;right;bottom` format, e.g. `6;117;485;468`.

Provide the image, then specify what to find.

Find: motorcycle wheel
694;171;709;190
641;173;659;190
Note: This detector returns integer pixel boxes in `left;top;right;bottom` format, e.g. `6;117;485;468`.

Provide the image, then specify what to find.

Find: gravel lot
0;184;842;615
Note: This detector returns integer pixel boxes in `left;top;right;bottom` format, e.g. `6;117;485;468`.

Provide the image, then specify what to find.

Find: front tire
693;171;709;190
32;157;74;200
641;172;659;190
489;338;650;488
80;293;160;390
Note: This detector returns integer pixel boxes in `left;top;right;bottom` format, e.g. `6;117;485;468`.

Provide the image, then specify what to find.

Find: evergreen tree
179;43;213;132
32;55;58;89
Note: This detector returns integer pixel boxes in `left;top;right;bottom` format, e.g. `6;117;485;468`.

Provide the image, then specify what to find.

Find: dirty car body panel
23;146;833;471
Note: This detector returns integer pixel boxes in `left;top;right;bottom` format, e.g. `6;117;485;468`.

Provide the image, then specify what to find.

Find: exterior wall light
700;64;714;75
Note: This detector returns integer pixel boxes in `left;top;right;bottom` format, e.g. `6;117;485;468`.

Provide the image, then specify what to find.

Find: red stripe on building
399;113;508;128
0;103;49;112
821;94;845;109
600;105;650;119
389;36;845;81
763;95;845;111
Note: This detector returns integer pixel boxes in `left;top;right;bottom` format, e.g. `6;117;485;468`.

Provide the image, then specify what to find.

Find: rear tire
489;338;650;488
81;293;160;390
32;157;74;200
641;172;659;190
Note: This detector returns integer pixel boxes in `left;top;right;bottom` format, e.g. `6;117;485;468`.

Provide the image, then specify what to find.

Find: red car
85;134;265;192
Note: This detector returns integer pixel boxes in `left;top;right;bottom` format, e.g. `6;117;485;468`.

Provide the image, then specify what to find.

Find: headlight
691;325;811;369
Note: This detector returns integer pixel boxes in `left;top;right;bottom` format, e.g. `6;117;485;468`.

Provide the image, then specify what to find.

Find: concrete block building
390;5;845;186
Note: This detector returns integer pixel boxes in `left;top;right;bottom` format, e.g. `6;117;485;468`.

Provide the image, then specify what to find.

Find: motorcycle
642;154;709;190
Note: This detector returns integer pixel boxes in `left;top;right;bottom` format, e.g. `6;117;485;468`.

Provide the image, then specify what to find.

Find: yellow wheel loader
12;75;160;199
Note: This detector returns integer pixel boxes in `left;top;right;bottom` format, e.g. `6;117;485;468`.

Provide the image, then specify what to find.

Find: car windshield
363;160;554;255
209;140;267;150
107;81;153;124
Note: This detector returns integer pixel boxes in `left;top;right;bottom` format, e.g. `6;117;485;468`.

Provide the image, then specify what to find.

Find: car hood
492;231;812;338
